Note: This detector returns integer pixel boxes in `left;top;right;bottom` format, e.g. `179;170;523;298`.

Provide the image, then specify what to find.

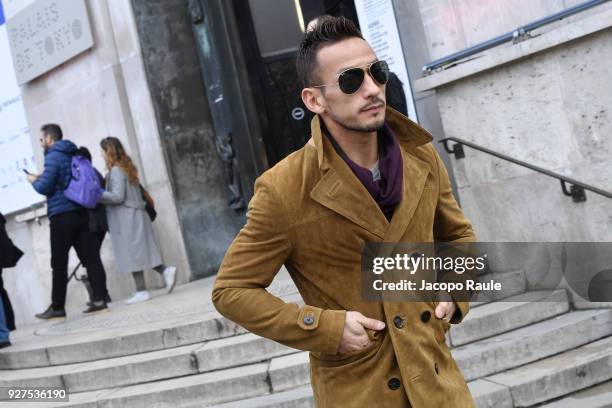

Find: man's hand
435;301;457;322
337;311;385;354
27;174;39;184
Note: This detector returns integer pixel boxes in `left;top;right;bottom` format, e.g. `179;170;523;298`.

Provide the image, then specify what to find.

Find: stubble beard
330;111;385;133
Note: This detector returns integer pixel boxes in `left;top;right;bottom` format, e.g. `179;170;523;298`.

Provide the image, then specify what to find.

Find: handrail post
560;180;587;202
441;139;465;159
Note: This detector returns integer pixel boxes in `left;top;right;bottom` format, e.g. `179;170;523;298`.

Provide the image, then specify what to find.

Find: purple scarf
323;123;403;221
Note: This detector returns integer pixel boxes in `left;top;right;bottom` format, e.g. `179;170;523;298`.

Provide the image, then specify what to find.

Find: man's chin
329;111;385;133
355;118;385;132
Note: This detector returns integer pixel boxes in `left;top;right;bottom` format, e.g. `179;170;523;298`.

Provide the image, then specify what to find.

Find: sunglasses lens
339;68;365;94
370;60;389;85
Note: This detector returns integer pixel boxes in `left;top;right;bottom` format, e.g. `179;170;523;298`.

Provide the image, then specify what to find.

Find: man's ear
301;87;325;115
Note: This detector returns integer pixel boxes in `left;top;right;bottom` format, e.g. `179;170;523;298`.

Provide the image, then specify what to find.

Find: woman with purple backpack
99;137;177;304
74;147;111;304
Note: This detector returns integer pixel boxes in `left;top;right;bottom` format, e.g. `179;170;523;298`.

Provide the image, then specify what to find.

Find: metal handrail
422;0;611;75
439;137;612;202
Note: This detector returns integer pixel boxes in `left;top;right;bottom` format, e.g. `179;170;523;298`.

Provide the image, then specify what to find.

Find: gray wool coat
99;166;162;273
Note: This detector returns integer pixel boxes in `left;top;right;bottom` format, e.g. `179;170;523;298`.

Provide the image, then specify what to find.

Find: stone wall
417;0;612;61
130;0;247;279
414;6;612;241
3;0;190;326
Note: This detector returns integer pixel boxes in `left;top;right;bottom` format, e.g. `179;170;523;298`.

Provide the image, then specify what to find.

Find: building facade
2;0;611;326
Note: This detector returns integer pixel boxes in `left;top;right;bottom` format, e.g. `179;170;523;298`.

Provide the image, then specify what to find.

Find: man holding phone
28;124;109;318
213;16;475;408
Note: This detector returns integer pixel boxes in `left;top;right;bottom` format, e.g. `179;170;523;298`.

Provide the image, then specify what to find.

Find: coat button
434;363;440;375
388;377;401;390
303;316;314;325
421;311;431;323
393;316;404;329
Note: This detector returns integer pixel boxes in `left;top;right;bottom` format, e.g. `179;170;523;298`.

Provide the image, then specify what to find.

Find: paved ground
8;267;296;353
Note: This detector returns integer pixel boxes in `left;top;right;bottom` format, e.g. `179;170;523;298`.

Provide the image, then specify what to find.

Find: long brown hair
100;137;139;185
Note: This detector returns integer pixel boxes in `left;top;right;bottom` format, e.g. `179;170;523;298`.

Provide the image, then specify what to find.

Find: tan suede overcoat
212;108;476;408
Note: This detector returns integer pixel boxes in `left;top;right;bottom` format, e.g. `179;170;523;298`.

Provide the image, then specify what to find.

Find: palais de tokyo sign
6;0;93;84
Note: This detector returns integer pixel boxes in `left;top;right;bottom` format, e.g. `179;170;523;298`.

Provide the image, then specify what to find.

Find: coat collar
308;107;433;240
309;107;433;170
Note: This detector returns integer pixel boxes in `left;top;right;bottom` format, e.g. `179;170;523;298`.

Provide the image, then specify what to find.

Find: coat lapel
309;118;389;239
384;146;431;242
308;109;433;241
310;167;389;239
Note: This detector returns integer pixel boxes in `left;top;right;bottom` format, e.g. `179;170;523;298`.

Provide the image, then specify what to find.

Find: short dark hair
41;124;63;141
296;15;363;88
75;146;92;162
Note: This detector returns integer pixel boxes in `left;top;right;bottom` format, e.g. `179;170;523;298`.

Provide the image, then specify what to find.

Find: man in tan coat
213;16;475;408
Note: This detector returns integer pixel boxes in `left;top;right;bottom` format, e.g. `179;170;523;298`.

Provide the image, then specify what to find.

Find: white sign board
0;0;44;215
6;0;93;85
355;0;418;122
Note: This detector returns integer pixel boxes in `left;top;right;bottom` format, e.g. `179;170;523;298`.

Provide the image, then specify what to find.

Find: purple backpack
64;156;103;209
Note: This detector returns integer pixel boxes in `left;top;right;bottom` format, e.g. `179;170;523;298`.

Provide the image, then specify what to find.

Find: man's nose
360;72;382;98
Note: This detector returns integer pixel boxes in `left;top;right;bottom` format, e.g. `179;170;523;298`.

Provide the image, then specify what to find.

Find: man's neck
322;117;378;169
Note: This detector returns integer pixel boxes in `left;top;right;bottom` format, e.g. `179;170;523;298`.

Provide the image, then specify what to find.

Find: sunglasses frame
311;60;389;95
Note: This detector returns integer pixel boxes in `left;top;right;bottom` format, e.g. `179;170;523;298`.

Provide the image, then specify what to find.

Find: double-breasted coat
212;108;476;407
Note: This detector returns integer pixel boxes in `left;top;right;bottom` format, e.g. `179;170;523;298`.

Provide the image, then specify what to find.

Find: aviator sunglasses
311;60;389;94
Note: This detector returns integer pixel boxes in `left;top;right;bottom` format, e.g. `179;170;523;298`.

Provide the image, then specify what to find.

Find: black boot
86;293;111;307
0;340;11;349
35;305;66;320
82;300;108;314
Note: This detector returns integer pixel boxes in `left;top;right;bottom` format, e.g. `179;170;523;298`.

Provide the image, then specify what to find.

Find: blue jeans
0;295;9;342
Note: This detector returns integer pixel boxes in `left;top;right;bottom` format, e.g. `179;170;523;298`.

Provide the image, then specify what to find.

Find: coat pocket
312;329;383;368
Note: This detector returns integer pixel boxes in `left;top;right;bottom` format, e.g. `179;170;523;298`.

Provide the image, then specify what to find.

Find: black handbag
1;243;24;268
140;184;157;222
0;214;24;268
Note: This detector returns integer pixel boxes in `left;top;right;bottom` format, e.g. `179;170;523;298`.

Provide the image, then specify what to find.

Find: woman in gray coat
99;137;177;304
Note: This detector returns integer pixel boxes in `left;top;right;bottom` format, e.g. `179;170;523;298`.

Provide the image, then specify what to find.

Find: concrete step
470;269;527;307
468;379;513;408
0;292;304;370
204;386;314;408
539;380;612;408
268;352;310;392
454;309;612;381
29;331;612;408
193;335;612;408
0;332;295;393
9;289;576;394
91;362;271;408
23;353;310;408
450;289;569;346
485;336;612;407
0;314;243;370
3;363;270;408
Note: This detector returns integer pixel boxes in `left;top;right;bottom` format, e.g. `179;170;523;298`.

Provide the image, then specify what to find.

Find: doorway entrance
232;0;360;166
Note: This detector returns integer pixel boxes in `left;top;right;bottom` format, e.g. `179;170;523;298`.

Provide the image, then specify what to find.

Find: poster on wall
354;0;418;122
0;0;44;215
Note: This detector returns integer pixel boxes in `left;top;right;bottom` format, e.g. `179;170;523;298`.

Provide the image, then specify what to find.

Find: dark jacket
0;213;24;269
88;169;108;233
32;140;82;218
386;72;408;117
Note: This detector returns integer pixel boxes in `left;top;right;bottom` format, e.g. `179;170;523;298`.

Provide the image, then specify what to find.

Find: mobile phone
22;169;31;175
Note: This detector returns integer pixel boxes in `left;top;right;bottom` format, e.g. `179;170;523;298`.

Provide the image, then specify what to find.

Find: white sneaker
163;266;177;294
125;291;150;305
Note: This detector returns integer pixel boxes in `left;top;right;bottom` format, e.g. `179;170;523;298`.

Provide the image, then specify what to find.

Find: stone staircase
1;269;611;407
